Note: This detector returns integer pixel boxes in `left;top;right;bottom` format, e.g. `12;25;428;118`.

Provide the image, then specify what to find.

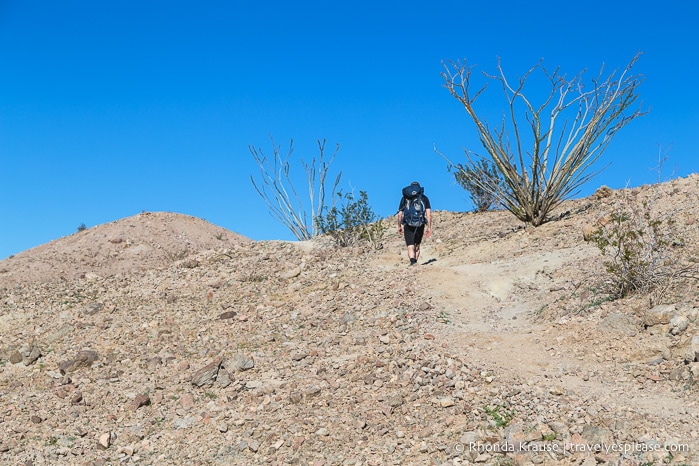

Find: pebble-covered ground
2;176;699;465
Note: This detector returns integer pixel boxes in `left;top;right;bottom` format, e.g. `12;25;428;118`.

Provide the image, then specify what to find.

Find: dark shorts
403;224;425;246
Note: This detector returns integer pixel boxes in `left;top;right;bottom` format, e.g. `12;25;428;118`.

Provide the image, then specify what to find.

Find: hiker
397;181;432;265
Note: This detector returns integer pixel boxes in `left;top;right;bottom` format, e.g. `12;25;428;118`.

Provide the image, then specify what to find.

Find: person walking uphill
397;181;432;265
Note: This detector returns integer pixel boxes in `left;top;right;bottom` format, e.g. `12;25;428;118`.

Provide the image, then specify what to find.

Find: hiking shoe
409;258;417;265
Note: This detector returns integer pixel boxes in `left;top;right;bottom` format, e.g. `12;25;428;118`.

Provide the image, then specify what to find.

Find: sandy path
413;242;699;426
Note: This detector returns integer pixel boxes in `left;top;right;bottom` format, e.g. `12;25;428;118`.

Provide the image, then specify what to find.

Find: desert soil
1;177;699;465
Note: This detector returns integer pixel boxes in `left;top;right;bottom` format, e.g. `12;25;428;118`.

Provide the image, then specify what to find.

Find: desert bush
450;158;503;212
249;136;341;240
315;190;386;249
439;54;645;226
589;193;692;300
77;223;87;232
163;248;190;263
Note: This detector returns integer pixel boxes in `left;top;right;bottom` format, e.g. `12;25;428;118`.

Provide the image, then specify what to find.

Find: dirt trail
418;243;579;378
413;241;699;424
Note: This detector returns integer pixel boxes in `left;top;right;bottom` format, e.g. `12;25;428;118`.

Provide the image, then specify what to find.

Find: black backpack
402;184;426;227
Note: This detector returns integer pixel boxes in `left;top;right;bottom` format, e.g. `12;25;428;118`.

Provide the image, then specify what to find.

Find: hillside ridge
0;211;249;287
1;176;699;465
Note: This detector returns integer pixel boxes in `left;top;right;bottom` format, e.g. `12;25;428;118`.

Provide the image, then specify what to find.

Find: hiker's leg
404;227;417;264
414;226;425;261
407;245;416;260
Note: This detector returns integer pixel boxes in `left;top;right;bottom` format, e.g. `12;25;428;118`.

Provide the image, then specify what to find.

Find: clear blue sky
1;1;697;259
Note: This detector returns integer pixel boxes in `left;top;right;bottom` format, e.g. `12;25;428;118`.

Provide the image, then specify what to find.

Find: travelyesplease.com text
454;441;689;455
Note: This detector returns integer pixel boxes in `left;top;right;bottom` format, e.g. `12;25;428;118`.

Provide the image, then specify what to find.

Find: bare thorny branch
250;136;341;240
440;53;646;225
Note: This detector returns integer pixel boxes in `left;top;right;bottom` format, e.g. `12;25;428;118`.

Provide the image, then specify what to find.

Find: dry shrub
589;188;697;303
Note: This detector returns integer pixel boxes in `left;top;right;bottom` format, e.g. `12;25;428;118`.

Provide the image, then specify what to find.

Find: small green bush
315;190;385;249
484;404;514;428
451;158;503;212
77;223;87;232
589;197;684;299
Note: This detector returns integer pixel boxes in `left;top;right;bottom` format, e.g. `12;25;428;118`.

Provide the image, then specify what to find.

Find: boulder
669;314;689;336
191;359;222;387
684;336;699;363
597;312;637;336
643;304;676;327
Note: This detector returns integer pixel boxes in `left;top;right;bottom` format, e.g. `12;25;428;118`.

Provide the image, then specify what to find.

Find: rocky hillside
0;211;250;286
1;177;699;466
